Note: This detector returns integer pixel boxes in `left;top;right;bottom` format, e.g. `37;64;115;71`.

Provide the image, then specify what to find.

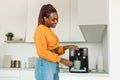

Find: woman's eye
52;19;58;22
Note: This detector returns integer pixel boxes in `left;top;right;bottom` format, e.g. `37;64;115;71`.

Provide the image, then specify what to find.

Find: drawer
0;70;19;77
0;78;19;80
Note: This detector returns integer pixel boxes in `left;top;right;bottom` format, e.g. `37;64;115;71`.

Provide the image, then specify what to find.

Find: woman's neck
43;23;50;28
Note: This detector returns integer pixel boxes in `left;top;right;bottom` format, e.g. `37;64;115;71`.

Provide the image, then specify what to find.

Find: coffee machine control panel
69;48;88;73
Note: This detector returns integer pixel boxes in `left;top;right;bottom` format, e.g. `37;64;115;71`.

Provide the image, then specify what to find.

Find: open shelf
5;40;26;43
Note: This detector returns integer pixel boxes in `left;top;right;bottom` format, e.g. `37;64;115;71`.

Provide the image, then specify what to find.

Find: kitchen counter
59;68;109;77
0;68;109;77
0;67;34;70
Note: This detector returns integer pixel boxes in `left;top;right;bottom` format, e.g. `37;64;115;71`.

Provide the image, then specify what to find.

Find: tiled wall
0;42;102;70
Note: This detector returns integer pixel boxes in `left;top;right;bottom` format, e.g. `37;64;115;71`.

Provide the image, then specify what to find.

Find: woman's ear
43;17;48;22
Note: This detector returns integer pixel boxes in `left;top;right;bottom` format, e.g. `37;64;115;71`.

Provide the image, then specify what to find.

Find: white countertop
59;68;109;77
0;68;109;77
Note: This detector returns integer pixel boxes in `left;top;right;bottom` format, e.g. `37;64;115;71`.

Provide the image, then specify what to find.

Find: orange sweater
34;24;65;62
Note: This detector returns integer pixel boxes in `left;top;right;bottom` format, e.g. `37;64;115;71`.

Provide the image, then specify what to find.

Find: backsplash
0;42;102;70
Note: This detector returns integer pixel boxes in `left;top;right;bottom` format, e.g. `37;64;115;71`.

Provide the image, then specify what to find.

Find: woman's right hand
60;58;73;67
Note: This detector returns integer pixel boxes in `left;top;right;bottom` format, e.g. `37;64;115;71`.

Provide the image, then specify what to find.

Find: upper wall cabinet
26;0;40;42
54;0;70;42
78;0;108;25
54;0;85;42
70;0;85;42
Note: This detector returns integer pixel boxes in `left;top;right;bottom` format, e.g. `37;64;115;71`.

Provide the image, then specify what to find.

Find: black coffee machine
69;48;89;73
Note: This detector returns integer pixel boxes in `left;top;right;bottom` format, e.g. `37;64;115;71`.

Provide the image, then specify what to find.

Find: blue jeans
35;57;59;80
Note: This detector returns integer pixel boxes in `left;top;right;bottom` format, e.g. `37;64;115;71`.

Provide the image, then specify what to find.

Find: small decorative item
5;32;14;40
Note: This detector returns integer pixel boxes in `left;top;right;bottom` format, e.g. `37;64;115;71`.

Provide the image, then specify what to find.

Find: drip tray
70;67;88;73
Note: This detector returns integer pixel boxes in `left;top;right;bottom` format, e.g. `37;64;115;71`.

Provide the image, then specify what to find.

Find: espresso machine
69;48;89;73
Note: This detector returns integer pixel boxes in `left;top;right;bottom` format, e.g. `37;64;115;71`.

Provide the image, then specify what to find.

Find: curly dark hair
38;4;57;25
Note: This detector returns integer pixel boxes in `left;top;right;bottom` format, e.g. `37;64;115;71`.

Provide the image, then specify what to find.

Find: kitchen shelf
5;40;26;43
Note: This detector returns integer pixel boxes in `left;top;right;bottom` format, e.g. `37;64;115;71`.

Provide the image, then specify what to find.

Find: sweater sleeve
56;46;65;55
34;27;61;62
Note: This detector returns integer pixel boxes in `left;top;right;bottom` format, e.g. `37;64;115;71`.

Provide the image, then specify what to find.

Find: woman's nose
55;20;58;23
54;19;58;23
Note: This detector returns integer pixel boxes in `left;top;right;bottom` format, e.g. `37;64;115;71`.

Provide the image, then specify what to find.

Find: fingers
69;61;73;66
66;61;73;67
75;46;79;50
60;58;73;67
73;45;79;50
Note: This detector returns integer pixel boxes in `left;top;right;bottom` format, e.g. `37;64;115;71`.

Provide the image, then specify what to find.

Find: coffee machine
69;48;89;73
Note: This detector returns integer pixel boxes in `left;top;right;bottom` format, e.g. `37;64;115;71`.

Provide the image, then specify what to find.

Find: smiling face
44;12;58;28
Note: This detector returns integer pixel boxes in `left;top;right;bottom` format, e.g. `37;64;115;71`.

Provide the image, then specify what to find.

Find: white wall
109;0;120;80
0;0;27;42
0;43;37;67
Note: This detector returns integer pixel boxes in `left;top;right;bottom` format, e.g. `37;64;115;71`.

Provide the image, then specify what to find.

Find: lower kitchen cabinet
0;69;20;80
20;70;35;80
59;76;69;80
0;69;109;80
0;78;19;80
0;69;35;80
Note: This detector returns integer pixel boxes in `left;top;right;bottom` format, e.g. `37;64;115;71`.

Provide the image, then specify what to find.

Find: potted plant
5;32;14;40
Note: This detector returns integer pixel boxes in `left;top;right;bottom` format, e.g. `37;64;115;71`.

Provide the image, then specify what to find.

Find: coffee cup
74;60;81;70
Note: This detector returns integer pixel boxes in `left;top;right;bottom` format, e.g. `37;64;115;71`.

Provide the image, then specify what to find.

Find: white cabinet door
26;0;41;42
70;0;85;42
20;70;35;80
59;75;71;80
40;0;55;6
78;0;107;25
55;0;85;42
54;0;70;42
0;70;20;80
0;78;18;80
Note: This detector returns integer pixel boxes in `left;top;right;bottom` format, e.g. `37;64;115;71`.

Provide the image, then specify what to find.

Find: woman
34;4;79;80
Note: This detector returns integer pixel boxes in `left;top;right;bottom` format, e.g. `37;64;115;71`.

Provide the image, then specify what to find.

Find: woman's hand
60;58;73;67
63;45;79;50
